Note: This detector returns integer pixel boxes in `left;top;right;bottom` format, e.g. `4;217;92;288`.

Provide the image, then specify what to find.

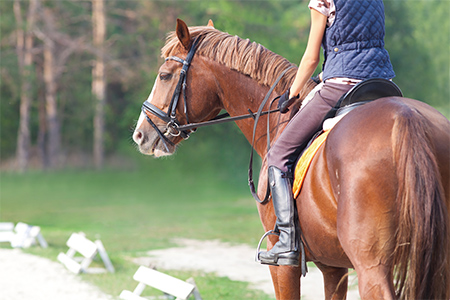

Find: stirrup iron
255;230;279;263
255;229;308;276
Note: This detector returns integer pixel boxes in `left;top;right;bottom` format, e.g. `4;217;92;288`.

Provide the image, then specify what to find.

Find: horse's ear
176;19;191;50
207;19;214;28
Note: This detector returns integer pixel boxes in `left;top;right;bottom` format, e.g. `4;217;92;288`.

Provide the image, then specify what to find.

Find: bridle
141;38;201;153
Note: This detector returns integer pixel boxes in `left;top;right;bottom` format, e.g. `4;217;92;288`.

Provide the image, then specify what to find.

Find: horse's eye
159;72;172;81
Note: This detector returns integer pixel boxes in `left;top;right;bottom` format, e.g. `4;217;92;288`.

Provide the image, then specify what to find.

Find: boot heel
277;256;300;266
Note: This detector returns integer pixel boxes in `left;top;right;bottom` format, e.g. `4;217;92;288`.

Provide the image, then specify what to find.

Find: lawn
0;149;274;299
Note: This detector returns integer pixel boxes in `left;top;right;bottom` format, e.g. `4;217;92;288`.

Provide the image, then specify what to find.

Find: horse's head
133;19;222;157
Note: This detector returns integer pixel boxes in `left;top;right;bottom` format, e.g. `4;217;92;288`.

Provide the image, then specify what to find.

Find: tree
13;0;37;171
40;7;60;168
92;0;106;169
33;2;86;168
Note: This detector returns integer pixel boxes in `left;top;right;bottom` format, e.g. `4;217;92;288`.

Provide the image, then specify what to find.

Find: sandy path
134;239;360;300
0;249;112;300
0;239;360;300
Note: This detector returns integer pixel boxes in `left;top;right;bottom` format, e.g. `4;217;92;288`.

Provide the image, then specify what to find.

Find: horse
133;19;450;300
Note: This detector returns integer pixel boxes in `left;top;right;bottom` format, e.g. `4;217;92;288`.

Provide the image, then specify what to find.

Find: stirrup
255;230;279;263
255;229;308;277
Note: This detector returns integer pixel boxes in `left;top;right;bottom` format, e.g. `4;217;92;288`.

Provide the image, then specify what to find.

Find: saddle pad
292;130;330;198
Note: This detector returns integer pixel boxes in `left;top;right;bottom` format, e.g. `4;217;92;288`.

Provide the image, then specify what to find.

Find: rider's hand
278;89;299;114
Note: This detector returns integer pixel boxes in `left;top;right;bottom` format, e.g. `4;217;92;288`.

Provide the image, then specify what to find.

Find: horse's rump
313;97;450;299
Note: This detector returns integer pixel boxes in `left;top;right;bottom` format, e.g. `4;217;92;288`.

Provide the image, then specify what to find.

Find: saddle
339;77;403;107
323;78;403;121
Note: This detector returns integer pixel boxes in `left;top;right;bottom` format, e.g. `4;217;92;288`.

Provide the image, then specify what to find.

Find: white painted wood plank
36;233;48;248
22;226;40;248
14;222;30;233
11;222;31;248
66;233;98;258
0;231;14;243
57;252;82;274
79;257;94;272
0;222;14;231
133;266;194;300
95;240;114;273
119;290;147;300
186;278;202;300
132;282;146;295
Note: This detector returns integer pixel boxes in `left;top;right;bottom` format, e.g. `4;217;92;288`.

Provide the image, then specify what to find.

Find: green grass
0;152;274;299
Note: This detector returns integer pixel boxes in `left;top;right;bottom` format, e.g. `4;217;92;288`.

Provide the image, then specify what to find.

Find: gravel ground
0;248;112;300
0;239;360;300
134;239;360;300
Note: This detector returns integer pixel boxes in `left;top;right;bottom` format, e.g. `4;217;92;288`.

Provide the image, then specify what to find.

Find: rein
248;66;295;204
156;108;281;132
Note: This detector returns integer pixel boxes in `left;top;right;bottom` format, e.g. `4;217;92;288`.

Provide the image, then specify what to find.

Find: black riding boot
258;166;300;266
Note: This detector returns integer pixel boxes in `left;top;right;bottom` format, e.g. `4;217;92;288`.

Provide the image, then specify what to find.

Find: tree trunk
34;4;82;169
14;0;37;172
92;0;106;169
37;78;48;169
43;35;61;168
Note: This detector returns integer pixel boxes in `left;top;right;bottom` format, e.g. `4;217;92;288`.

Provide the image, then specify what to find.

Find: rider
258;0;395;266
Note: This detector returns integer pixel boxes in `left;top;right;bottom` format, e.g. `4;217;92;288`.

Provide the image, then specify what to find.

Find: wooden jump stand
120;266;202;300
57;232;114;274
0;222;48;248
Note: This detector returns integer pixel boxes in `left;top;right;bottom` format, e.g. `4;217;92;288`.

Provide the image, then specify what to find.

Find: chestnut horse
133;19;450;300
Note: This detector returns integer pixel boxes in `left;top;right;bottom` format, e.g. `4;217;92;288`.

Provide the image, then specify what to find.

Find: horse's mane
161;26;300;95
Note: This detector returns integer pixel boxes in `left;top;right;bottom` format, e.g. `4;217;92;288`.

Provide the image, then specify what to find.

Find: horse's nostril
133;130;143;144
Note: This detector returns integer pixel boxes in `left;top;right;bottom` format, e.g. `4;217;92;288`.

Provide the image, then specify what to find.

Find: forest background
1;0;449;172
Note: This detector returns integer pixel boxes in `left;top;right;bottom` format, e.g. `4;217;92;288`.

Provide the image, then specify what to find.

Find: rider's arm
289;8;327;98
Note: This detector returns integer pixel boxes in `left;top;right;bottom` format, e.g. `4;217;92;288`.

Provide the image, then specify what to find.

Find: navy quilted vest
321;0;395;81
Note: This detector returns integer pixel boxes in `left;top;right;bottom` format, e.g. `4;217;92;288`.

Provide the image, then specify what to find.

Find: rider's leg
259;82;352;266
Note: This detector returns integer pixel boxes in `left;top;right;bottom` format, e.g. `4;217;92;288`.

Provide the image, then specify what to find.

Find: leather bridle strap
166;38;199;127
144;114;174;153
142;102;172;123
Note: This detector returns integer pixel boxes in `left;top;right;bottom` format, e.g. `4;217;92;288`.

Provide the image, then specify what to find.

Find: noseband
141;38;200;152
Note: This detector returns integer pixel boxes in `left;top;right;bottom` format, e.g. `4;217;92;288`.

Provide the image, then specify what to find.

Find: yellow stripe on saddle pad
292;130;331;198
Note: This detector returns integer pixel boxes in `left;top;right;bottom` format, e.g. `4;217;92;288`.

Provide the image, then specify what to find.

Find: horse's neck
209;61;292;157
